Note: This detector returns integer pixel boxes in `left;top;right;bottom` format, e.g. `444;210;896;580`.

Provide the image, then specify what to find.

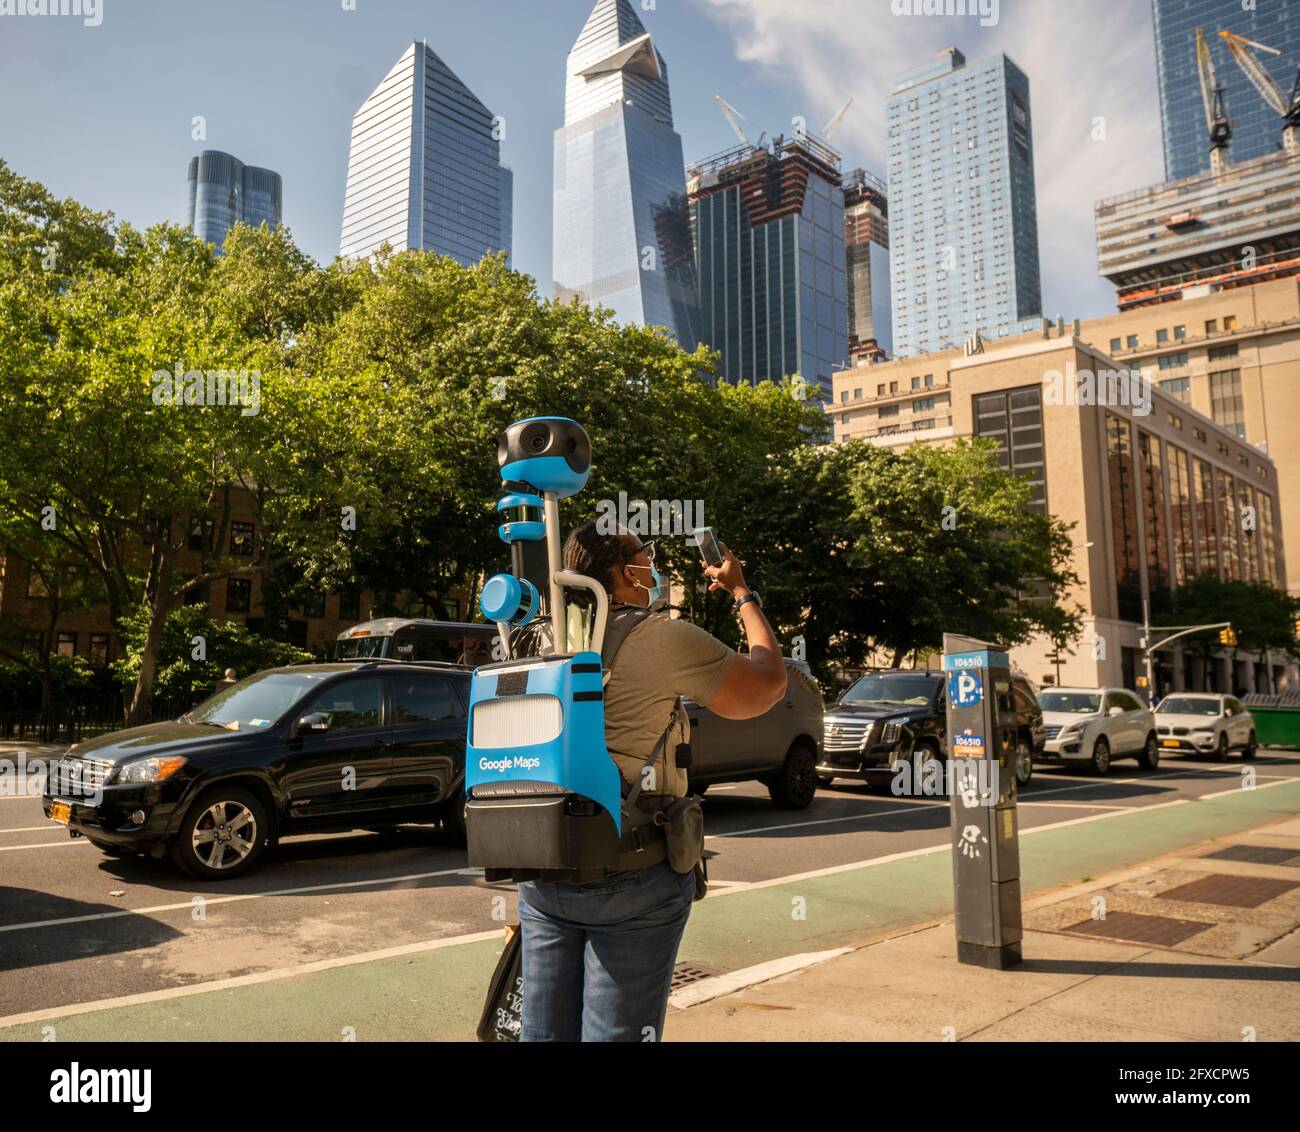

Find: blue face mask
629;563;663;607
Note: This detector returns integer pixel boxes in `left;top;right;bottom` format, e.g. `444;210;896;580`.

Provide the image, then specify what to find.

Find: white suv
1154;694;1257;761
1037;687;1159;775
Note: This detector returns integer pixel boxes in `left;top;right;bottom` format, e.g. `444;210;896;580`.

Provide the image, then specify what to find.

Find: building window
302;593;325;618
1217;471;1240;581
1238;480;1260;582
840;391;849;404
889;381;898;393
1159;377;1190;400
879;404;899;418
1137;431;1171;604
1168;411;1183;429
1157;352;1189;370
1209;369;1245;439
1168;444;1196;585
1106;414;1142;623
1126;335;1138;349
1223;315;1237;331
911;376;921;390
973;387;1046;513
913;397;936;412
853;388;863;400
1194;459;1219;578
1109;337;1121;353
914;418;936;430
1174;325;1185;340
55;631;77;657
25;569;48;598
1205;319;1217;334
1193;427;1207;442
1156;328;1168;344
226;578;251;613
876;383;885;395
1259;492;1280;587
1208;343;1238;361
338;591;361;621
230;521;255;557
88;634;110;667
924;374;934;387
188;517;214;552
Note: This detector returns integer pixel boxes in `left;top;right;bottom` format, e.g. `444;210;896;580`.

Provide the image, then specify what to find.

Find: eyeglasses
632;540;657;564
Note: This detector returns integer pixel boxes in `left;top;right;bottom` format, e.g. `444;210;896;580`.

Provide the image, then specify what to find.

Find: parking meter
942;633;1022;969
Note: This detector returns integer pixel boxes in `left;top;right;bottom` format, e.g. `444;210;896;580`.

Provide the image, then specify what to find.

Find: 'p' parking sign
947;668;983;708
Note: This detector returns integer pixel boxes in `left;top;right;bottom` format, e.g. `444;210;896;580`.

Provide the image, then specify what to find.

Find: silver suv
1155;694;1257;761
1037;687;1159;775
685;659;824;808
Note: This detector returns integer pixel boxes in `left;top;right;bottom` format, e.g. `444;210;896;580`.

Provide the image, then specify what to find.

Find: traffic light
1219;627;1238;647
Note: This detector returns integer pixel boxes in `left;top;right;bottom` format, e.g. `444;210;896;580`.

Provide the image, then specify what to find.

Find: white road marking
0;839;90;852
668;948;852;1010
0;825;72;834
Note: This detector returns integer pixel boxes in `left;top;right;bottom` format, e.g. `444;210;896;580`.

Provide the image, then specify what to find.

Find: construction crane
822;96;854;141
1197;27;1233;173
715;96;764;150
1219;30;1300;156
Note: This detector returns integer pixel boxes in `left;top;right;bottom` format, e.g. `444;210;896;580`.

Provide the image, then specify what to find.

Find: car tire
170;785;271;880
441;792;468;846
1214;732;1229;763
1014;734;1033;787
1243;731;1257;761
914;740;947;796
1091;736;1111;776
768;741;818;810
1137;732;1160;771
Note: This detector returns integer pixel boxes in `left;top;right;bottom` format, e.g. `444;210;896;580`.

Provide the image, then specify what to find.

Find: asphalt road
3;747;1299;1022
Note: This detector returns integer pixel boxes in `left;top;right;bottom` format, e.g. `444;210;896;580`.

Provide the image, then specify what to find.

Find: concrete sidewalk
666;816;1300;1042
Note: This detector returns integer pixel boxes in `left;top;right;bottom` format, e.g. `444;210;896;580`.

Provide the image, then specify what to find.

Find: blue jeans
518;860;695;1042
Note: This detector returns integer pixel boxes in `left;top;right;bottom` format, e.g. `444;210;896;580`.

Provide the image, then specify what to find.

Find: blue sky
0;0;1166;323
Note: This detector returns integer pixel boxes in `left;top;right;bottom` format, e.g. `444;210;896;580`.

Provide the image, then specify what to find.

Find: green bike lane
3;778;1297;1042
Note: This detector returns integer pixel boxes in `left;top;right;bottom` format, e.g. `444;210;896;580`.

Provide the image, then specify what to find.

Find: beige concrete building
828;320;1291;695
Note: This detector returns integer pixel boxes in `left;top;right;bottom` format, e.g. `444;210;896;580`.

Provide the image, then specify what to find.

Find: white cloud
694;0;1165;322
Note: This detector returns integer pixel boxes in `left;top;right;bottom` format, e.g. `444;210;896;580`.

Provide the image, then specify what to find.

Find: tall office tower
687;134;848;398
339;41;511;265
843;168;892;363
187;151;282;249
552;0;698;349
886;48;1043;359
1153;0;1300;181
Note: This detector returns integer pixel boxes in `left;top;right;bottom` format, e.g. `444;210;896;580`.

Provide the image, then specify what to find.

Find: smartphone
693;527;725;568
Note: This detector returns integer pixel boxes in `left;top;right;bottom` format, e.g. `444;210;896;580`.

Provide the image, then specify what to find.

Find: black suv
817;669;1042;789
43;661;470;879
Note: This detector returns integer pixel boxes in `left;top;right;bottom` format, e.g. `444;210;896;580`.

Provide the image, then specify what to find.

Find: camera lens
519;421;552;457
530;434;546;452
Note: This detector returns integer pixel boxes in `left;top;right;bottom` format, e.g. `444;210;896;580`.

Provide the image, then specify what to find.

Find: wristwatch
734;589;761;611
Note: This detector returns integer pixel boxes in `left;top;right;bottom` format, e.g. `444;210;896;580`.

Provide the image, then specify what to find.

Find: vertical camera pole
542;490;565;655
942;632;1023;970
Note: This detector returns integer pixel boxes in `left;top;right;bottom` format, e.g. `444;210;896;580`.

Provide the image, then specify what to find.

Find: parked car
1154;693;1256;761
1037;686;1158;774
816;669;1041;790
43;660;471;879
685;658;824;809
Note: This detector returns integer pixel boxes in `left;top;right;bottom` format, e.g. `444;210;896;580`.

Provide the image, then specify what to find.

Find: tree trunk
126;592;172;726
890;645;907;669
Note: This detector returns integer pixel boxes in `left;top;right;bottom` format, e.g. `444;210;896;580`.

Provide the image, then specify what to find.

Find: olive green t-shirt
604;613;737;799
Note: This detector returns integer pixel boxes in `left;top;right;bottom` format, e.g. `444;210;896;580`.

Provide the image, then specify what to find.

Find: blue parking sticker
947;668;983;708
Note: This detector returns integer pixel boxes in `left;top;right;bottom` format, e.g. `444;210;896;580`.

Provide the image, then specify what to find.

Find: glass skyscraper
340;41;512;265
886;48;1042;359
1153;0;1300;181
552;0;698;349
688;136;848;399
187;150;282;249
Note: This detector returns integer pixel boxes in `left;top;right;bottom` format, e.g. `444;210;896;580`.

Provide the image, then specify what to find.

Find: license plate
1161;739;1180;748
49;801;71;824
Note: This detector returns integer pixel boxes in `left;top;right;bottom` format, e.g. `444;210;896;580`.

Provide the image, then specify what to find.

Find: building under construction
843;168;891;363
686;132;848;398
1094;147;1300;310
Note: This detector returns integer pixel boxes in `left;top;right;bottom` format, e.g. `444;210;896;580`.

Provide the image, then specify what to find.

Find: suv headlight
115;756;188;784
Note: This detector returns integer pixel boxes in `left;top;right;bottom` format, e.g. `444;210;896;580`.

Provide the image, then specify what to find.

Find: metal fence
0;693;202;745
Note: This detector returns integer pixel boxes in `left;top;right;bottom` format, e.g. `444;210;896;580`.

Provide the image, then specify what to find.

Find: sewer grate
1065;910;1215;946
1157;873;1300;908
1204;845;1300;868
670;962;725;991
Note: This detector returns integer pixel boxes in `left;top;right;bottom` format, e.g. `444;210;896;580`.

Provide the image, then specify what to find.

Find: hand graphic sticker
959;824;987;859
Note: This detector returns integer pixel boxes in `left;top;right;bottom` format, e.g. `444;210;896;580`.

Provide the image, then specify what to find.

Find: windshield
1039;692;1101;714
841;674;938;707
186;671;335;730
1156;697;1221;717
335;636;387;659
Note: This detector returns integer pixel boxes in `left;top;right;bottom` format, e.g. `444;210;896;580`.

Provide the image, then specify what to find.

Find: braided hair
563;519;638;606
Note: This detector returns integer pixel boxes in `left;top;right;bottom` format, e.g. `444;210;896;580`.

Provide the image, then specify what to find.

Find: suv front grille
1044;725;1063;740
824;720;872;752
51;756;115;793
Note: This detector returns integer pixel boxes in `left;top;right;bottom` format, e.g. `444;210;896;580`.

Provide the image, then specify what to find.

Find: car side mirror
1108;706;1123;717
294;711;331;736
